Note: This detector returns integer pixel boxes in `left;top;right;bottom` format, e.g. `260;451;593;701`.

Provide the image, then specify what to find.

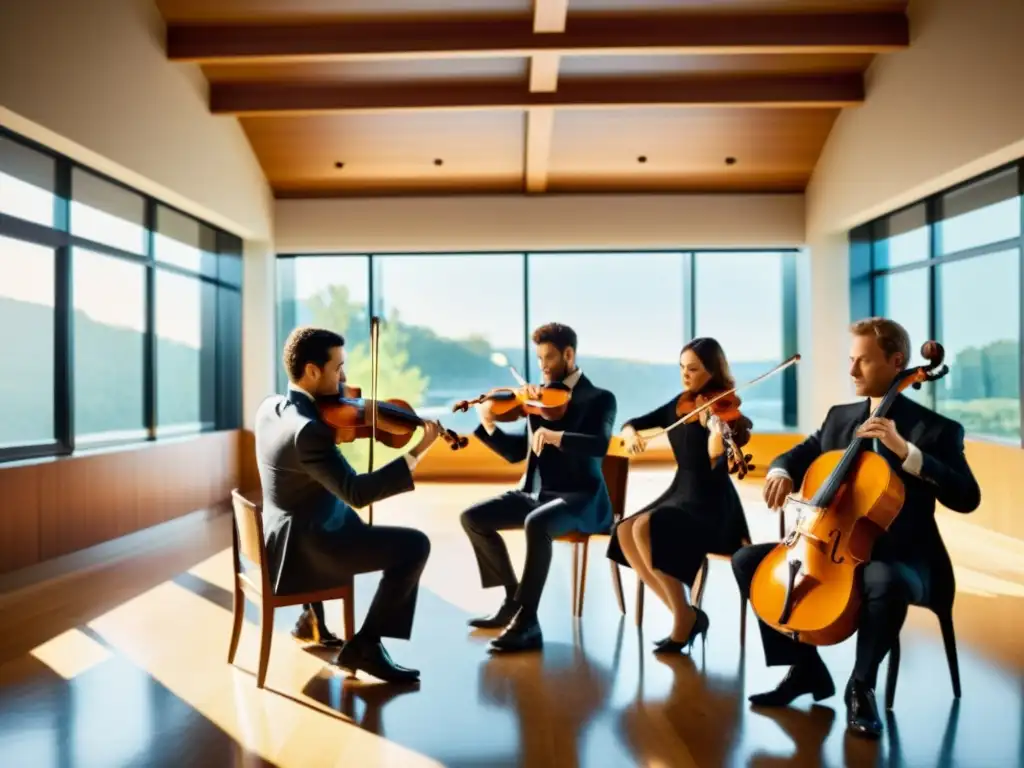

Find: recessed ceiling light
725;156;737;165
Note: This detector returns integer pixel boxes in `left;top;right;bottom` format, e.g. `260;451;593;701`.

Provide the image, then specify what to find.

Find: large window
695;251;793;430
72;248;146;442
0;236;55;448
0;128;243;462
276;250;800;453
851;160;1024;443
155;271;217;435
527;251;687;434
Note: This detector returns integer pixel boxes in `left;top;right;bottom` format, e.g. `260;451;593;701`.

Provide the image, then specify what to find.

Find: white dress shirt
766;438;924;484
480;368;583;436
289;385;422;469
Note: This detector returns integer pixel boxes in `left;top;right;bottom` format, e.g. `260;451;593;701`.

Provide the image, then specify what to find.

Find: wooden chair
556;454;631;618
634;497;785;637
226;489;356;689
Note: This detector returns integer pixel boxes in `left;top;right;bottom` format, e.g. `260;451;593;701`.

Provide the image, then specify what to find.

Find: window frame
849;157;1024;445
0;126;244;463
275;248;801;433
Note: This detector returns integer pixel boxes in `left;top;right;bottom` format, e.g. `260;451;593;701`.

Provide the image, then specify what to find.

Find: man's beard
548;359;571;383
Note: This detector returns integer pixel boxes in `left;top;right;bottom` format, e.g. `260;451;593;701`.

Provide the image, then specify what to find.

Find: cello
749;340;949;646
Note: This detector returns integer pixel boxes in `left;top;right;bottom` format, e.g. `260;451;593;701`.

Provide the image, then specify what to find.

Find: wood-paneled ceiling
156;0;909;197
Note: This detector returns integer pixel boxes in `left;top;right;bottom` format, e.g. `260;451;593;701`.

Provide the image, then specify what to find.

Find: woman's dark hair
283;326;345;383
681;337;735;392
681;337;753;446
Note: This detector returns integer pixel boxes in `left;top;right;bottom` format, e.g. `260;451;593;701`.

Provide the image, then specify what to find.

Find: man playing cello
731;318;980;738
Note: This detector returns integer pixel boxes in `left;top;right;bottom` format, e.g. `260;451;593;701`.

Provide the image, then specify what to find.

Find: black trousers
731;542;927;688
460;490;591;614
298;520;431;641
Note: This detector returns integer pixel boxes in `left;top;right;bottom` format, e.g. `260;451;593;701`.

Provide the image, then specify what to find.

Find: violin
452;383;571;423
317;384;469;451
749;341;949;646
679;389;756;479
617;354;801;480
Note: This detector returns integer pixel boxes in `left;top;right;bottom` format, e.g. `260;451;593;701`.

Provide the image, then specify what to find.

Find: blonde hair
850;317;911;369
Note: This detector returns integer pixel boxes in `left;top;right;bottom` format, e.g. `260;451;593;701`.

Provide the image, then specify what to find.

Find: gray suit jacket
254;389;415;594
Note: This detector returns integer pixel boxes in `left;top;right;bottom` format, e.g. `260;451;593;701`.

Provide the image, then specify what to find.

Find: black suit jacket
474;374;617;534
254;389;415;594
770;394;981;604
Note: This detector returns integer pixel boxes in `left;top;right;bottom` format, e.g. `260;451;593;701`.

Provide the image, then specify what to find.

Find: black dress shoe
291;607;344;648
468;598;520;629
845;680;883;739
749;658;835;707
653;608;710;655
333;638;420;684
488;608;543;652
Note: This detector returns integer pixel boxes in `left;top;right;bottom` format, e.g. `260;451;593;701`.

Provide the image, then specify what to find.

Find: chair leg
884;637;901;710
576;539;590;618
342;591;356;641
635;580;645;627
227;583;244;664
256;604;274;689
571;543;580;616
939;611;962;698
693;559;710;609
739;594;747;647
610;562;626;615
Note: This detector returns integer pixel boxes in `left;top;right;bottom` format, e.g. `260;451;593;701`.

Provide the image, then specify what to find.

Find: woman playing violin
606;337;753;653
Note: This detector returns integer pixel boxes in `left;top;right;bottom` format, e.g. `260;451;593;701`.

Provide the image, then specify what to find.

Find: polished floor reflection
1;470;1022;767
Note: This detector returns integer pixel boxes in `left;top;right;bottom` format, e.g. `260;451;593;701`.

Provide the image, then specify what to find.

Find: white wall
0;0;280;427
801;0;1024;430
0;0;272;242
275;194;805;253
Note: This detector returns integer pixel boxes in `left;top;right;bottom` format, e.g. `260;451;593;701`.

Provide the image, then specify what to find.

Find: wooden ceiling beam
526;0;569;194
167;13;909;64
210;75;865;117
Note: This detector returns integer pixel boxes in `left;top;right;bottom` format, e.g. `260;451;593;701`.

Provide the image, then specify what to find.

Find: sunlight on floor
29;628;113;681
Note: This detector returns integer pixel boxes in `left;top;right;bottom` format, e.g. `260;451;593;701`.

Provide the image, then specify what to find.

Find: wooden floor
1;469;1023;767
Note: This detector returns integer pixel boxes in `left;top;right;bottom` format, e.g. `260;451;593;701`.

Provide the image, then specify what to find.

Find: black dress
606;396;751;586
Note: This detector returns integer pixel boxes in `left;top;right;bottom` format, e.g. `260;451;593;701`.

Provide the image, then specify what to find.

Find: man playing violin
460;322;617;652
255;326;443;683
731;317;980;738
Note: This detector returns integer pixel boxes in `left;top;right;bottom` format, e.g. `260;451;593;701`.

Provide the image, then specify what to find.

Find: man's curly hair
282;326;345;383
531;322;577;352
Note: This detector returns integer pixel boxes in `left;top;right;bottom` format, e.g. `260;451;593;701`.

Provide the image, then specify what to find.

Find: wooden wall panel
39;451;141;560
0;431;241;576
0;462;42;573
940;440;1024;542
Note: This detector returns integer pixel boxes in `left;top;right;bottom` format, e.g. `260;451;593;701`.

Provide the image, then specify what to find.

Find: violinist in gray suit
254;326;442;683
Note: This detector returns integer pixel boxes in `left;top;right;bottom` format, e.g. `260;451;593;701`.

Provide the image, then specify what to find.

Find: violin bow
635;353;802;442
368;315;381;525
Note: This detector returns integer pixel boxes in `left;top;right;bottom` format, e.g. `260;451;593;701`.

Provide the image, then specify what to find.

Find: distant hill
0;295;204;445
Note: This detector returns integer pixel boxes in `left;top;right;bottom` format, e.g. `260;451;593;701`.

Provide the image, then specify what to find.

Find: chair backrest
230;488;265;571
602;454;630;522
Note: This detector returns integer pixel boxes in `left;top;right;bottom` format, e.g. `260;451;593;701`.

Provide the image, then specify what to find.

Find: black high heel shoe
653;608;709;654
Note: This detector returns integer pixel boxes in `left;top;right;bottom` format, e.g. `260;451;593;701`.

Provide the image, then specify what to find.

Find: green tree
304;287;430;473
